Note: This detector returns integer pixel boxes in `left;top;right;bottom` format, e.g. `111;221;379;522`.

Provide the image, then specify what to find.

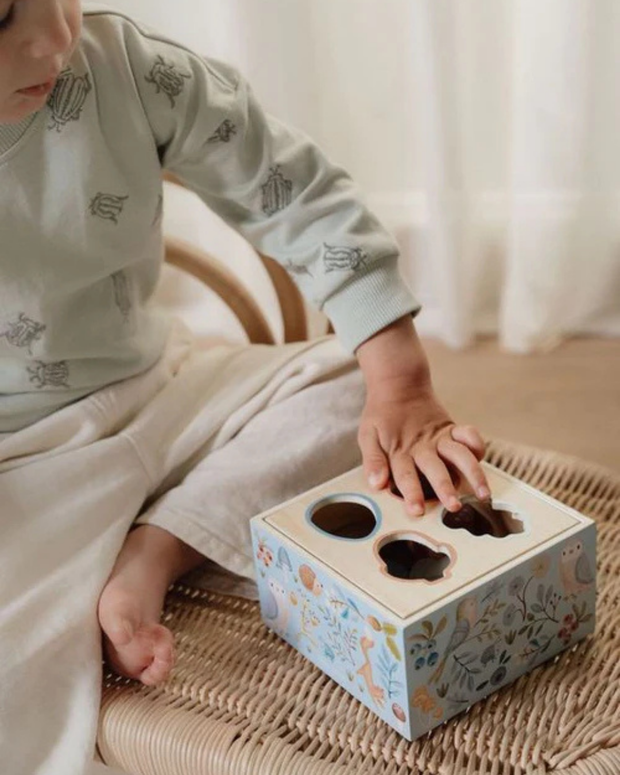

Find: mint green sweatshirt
0;5;419;432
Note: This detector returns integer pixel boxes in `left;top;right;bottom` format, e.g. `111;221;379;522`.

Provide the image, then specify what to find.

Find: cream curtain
104;0;620;351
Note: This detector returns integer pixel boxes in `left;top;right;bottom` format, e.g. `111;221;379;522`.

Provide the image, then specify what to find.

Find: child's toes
98;589;140;648
138;625;175;686
103;622;175;685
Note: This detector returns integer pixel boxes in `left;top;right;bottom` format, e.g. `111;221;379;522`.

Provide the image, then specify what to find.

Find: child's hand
355;317;490;517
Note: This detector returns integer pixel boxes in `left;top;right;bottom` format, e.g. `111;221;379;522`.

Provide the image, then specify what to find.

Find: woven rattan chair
96;206;620;775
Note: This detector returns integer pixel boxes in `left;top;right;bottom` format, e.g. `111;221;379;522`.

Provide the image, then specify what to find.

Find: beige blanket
0;320;362;775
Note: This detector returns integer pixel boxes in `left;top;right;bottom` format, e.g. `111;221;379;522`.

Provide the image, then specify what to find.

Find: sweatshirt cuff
322;256;422;353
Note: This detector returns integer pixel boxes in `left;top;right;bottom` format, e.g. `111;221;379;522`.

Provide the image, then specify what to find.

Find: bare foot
98;524;204;686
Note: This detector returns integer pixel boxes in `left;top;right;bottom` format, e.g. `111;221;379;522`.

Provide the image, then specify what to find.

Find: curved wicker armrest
164;235;275;345
256;253;308;342
163;172;309;343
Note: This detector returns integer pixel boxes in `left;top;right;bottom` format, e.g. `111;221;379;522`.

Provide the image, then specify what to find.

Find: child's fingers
358;424;390;490
450;424;486;460
437;437;491;500
389;452;425;516
414;449;462;512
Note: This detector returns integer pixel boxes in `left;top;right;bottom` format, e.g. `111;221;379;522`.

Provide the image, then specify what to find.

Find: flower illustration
481;644;497;666
508;576;525;596
531;554;551;579
562;614;578;632
490;665;508;686
503;602;517;627
558;627;572;644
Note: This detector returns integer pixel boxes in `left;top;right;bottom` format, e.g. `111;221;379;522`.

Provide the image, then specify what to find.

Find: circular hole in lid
308;494;379;540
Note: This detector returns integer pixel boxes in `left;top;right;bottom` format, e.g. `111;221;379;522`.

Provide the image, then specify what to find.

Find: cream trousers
0;320;364;775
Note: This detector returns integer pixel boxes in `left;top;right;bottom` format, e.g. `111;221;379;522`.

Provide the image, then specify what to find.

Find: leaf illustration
383;623;397;636
346;598;363;617
435;615;448;636
422;620;433;638
386;636;402;661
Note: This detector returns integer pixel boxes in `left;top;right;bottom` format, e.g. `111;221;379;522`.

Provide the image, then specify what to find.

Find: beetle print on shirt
111;271;132;320
207;119;237;144
323;244;369;273
27;361;70;389
89;193;129;224
261;166;293;216
0;314;46;355
145;55;191;108
46;69;92;132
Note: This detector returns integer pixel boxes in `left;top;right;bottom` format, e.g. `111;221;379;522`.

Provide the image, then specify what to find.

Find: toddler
0;1;490;769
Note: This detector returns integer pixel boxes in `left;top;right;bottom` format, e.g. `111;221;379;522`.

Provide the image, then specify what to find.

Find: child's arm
120;22;418;353
356;315;490;516
116;18;489;511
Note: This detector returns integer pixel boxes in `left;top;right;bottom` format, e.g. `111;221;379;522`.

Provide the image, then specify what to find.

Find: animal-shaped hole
378;538;451;581
309;497;377;539
442;496;523;538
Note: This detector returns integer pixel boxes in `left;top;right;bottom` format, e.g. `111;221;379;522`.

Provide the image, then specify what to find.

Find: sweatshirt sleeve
120;16;421;352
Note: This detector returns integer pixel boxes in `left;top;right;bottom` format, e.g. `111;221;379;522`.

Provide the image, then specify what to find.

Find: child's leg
98;367;364;684
98;523;203;686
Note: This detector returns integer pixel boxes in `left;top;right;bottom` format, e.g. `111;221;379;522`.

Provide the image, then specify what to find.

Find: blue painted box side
403;521;597;739
250;524;410;736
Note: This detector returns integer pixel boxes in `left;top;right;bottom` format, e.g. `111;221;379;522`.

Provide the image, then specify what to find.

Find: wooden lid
260;462;586;620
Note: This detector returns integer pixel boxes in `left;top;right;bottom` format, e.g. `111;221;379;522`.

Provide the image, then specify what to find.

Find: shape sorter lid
259;462;588;621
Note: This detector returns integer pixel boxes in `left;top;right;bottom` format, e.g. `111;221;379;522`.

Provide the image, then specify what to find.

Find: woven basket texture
98;439;620;775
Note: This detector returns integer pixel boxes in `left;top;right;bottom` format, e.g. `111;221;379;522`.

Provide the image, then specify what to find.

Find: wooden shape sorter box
250;462;597;741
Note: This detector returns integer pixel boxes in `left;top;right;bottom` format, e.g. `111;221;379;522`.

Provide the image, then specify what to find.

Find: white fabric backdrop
101;0;620;351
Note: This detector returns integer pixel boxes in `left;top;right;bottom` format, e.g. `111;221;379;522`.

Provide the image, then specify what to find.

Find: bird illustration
429;597;478;684
560;540;594;596
263;577;291;633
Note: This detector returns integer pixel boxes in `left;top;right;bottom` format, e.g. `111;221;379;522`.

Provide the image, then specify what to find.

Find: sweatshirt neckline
0;113;38;154
0;109;46;164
